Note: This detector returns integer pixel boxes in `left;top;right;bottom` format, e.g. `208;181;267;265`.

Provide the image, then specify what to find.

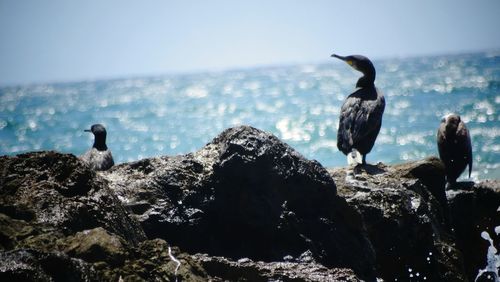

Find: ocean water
1;51;499;180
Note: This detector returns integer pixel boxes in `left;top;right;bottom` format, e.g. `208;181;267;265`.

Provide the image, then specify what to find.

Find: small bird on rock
80;124;114;171
437;114;472;185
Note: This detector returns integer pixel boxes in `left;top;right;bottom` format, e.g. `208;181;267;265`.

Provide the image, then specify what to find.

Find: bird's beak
331;54;344;60
84;129;91;132
331;54;353;66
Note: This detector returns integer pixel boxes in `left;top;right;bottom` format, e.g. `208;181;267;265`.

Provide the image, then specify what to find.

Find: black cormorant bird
437;114;472;185
80;124;114;171
332;53;385;165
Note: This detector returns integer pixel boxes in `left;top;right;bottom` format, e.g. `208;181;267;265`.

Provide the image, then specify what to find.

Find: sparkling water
1;51;498;180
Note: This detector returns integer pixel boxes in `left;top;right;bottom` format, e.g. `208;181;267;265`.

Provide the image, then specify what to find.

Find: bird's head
331;54;374;73
331;53;376;88
84;124;107;137
441;114;461;135
84;124;108;149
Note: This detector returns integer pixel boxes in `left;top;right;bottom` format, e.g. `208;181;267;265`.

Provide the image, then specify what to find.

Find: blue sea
1;51;499;180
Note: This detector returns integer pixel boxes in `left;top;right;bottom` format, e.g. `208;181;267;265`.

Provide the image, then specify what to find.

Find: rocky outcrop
0;125;498;281
329;159;500;282
447;181;500;281
0;152;146;244
329;159;465;281
104;126;376;279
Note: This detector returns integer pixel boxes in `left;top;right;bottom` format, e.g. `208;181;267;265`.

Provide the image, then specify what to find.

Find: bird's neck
93;137;108;151
356;65;376;88
356;72;376;88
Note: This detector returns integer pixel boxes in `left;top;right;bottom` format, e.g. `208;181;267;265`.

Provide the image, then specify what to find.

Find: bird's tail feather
347;149;363;166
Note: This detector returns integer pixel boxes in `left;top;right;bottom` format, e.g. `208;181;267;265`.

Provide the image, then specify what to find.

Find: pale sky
1;0;499;86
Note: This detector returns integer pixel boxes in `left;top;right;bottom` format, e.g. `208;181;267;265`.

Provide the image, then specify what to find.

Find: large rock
0;151;208;281
447;180;500;281
329;158;467;281
104;125;377;279
0;151;146;244
1;126;499;281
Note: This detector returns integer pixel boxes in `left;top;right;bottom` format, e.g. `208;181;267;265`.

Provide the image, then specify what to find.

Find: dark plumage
332;54;385;165
80;124;114;171
437;114;473;184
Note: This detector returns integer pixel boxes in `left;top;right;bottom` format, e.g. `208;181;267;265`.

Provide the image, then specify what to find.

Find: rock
0;213;36;250
0;249;99;282
191;253;362;282
1;126;499;281
0;237;209;282
63;227;127;266
447;180;500;281
0;212;66;253
98;239;208;281
0;151;146;244
392;156;447;208
104;125;376;279
329;159;467;281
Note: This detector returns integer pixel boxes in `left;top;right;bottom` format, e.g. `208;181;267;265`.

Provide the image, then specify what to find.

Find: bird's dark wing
467;134;473;177
457;122;473;177
437;123;448;161
79;148;114;171
337;95;361;153
351;93;385;145
339;88;385;151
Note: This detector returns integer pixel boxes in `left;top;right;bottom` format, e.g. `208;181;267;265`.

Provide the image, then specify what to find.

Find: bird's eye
441;117;446;123
347;60;353;66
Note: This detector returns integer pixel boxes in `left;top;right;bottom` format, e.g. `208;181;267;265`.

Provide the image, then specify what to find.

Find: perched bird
80;124;114;171
332;53;385;165
437;114;473;185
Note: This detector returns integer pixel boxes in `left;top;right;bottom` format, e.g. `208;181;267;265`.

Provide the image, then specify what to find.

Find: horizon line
1;47;498;89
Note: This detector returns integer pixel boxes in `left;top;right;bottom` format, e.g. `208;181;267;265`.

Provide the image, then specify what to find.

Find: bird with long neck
331;53;385;165
332;54;376;88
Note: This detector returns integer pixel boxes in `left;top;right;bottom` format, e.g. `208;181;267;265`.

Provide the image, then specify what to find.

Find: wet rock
447;180;500;281
392;156;447;208
329;158;467;281
0;151;146;244
191;253;362;282
0;249;99;282
1;126;498;281
99;239;208;281
104;125;376;279
0;213;66;253
0;213;36;250
63;227;127;266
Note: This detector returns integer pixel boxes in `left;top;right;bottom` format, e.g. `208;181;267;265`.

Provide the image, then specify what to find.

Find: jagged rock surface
0;126;499;281
0;152;206;281
329;158;463;281
104;125;376;279
447;180;500;281
0;151;146;244
191;254;361;282
329;158;500;282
